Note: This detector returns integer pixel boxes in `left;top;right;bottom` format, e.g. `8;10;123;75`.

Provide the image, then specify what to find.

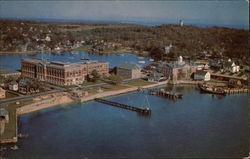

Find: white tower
178;56;183;63
179;20;184;26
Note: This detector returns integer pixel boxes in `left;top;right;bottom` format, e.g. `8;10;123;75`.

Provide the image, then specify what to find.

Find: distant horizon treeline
0;19;248;61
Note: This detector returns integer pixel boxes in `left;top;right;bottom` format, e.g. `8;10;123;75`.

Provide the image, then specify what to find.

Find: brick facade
21;58;109;86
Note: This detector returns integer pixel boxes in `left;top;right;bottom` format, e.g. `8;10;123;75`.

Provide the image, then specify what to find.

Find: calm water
2;85;249;159
0;51;151;70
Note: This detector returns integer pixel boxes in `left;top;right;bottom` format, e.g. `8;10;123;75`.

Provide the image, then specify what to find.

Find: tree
108;74;122;85
90;69;100;82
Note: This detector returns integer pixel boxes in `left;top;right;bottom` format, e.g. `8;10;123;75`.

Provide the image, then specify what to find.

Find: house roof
9;81;18;85
224;61;235;67
117;63;141;70
195;70;209;76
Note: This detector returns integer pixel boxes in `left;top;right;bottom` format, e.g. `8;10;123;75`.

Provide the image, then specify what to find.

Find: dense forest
0;19;248;61
84;25;248;60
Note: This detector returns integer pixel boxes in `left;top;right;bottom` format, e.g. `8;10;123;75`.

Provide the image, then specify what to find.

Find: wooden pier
94;98;151;115
224;88;249;94
149;89;182;100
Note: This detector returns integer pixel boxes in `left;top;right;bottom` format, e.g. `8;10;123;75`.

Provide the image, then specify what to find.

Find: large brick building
161;56;197;81
21;58;109;86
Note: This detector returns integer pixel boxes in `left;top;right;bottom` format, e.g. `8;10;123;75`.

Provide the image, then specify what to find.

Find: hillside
0;19;248;61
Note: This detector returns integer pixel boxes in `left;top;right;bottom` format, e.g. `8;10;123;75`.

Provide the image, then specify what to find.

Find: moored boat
198;84;226;95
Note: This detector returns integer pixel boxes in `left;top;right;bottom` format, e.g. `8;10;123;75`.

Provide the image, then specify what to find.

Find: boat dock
94;98;151;115
224;88;249;94
149;89;182;100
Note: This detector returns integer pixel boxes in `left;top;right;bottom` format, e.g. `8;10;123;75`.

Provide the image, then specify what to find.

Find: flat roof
0;68;20;75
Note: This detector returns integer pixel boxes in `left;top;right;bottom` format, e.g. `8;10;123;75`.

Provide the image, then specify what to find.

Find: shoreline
15;80;229;115
0;80;246;144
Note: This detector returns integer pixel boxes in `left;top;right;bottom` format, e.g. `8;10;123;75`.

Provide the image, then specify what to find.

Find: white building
179;20;184;26
164;44;173;54
223;59;240;73
8;81;18;91
45;35;51;42
194;70;211;81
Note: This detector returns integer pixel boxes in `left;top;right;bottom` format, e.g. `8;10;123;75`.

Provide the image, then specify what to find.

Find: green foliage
90;69;100;82
108;74;123;85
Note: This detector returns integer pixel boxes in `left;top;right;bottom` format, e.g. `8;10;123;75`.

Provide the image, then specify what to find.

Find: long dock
94;98;151;115
149;89;182;100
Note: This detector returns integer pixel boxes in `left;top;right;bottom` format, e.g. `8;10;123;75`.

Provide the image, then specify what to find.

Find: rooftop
0;68;20;75
117;63;141;70
195;70;209;76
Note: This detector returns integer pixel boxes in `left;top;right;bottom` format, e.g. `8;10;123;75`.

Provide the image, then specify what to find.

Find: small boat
81;58;90;60
10;145;19;150
149;59;154;62
18;134;29;139
198;84;226;95
138;61;145;64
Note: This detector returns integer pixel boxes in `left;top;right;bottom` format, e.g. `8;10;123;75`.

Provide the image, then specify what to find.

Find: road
0;89;61;105
0;78;143;105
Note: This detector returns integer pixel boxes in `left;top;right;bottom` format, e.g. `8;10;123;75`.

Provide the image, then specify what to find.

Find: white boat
138;61;145;64
149;59;154;62
138;56;144;59
10;145;19;150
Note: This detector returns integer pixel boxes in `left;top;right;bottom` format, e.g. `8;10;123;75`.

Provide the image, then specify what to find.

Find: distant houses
116;63;142;79
223;59;240;73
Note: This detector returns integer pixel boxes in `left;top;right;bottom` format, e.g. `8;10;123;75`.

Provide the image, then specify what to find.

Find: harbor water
2;85;249;159
0;51;151;70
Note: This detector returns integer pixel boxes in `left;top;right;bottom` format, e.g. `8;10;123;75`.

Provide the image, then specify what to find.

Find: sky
0;1;249;28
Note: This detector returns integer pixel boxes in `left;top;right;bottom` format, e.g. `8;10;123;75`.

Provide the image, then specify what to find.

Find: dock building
21;58;109;86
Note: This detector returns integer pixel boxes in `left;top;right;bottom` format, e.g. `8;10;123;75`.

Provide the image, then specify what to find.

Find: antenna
144;95;150;109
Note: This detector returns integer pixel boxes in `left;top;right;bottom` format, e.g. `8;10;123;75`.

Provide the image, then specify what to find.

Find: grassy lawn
0;100;33;141
5;91;19;99
126;79;155;87
74;45;91;51
101;85;130;91
80;80;104;86
61;85;78;89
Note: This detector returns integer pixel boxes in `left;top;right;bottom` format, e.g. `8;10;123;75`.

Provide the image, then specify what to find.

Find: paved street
0;89;61;105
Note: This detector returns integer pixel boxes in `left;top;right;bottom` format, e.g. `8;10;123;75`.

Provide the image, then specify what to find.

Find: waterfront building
8;81;18;91
0;68;21;78
71;89;88;98
194;70;211;81
223;59;240;73
148;72;165;82
116;63;142;79
21;58;109;86
161;56;197;81
0;87;6;99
